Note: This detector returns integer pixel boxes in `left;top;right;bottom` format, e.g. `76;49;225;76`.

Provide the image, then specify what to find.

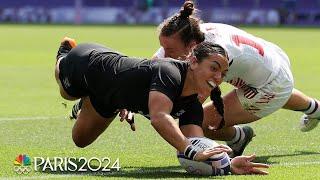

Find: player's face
191;54;229;98
159;34;193;60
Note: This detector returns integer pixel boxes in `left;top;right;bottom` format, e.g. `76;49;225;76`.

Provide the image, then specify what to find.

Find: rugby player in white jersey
153;1;320;157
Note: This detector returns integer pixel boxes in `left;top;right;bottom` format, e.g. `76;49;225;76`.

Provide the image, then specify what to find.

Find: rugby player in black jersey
54;37;269;175
55;37;229;160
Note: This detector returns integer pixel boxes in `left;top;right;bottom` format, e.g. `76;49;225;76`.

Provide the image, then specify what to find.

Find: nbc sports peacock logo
13;154;32;174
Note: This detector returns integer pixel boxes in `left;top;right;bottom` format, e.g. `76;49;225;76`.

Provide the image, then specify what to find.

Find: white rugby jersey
202;23;289;88
154;23;290;88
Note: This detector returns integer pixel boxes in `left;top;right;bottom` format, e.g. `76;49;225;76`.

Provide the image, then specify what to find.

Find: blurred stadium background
0;0;320;26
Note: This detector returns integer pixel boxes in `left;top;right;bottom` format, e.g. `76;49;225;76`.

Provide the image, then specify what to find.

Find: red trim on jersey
232;35;265;56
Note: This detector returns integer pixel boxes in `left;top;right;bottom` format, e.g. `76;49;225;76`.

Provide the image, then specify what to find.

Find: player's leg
203;89;260;130
56;42;106;101
283;88;320;132
72;97;116;148
55;37;78;100
55;59;78;100
70;99;83;119
282;89;311;110
65;43;118;117
203;90;258;157
204;67;293;157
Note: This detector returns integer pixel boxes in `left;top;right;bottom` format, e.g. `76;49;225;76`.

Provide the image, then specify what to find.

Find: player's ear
189;56;198;70
187;40;198;50
187;41;198;58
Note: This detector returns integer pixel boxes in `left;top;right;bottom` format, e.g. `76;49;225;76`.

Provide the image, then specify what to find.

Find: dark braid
210;87;225;129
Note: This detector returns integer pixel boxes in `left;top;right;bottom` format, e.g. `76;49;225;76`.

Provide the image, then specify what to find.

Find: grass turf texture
0;25;319;179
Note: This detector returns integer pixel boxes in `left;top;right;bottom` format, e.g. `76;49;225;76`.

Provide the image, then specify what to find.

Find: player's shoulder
153;58;187;71
200;23;238;32
152;59;187;79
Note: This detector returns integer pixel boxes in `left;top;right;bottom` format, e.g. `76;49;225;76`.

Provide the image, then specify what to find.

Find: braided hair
158;1;205;45
211;87;225;129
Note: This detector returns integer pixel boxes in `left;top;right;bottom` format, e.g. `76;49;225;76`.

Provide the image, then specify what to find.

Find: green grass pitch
0;24;319;179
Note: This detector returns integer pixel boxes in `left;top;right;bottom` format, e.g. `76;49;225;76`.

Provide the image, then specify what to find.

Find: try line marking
0;116;65;122
276;161;320;166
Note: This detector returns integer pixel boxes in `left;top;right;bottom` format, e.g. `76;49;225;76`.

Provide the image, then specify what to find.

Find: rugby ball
177;137;231;176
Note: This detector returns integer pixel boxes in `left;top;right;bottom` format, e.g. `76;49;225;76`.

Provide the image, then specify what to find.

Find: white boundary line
0;116;65;122
275;161;320;166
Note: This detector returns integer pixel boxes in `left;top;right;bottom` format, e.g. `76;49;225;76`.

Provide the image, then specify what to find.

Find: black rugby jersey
85;48;203;126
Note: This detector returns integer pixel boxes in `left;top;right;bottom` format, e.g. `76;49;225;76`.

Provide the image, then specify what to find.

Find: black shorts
89;95;119;118
59;43;121;118
58;43;109;98
85;50;123;118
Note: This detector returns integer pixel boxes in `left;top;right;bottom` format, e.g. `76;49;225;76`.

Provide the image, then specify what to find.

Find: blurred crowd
0;0;319;25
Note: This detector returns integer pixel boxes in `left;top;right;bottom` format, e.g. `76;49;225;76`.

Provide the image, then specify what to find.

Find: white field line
0;116;65;122
275;161;320;166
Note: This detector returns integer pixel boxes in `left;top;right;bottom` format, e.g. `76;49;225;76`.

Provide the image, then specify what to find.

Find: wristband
184;145;198;160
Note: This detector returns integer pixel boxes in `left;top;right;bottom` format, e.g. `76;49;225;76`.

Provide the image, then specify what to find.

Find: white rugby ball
177;137;231;176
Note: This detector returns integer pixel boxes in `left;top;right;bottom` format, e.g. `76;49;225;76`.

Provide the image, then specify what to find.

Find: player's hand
231;154;269;175
194;144;232;161
119;109;135;131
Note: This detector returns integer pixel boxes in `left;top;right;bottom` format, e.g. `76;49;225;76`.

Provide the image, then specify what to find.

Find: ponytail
158;1;204;45
179;1;194;19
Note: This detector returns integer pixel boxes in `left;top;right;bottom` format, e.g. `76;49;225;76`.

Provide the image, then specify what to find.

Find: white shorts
236;59;294;118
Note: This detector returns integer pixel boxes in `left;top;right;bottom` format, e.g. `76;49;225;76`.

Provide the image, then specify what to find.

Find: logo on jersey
228;78;247;89
63;77;71;88
174;109;186;117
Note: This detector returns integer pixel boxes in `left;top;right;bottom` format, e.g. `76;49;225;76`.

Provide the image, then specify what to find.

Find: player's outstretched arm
148;91;231;161
148;91;189;152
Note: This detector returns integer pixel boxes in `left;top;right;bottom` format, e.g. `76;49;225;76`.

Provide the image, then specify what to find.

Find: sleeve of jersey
150;63;181;102
178;100;203;127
